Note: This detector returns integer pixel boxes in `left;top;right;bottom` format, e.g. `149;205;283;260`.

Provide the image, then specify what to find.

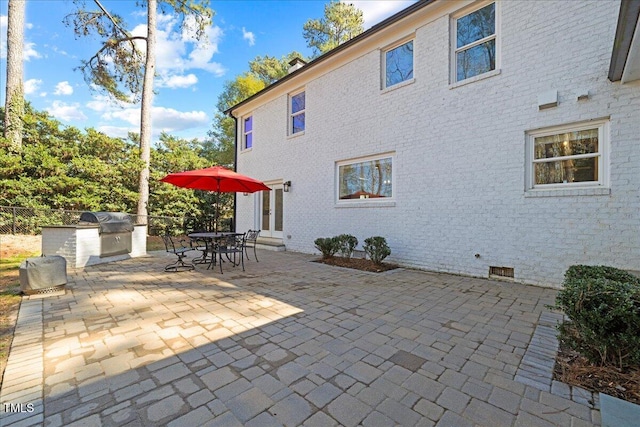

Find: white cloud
131;17;226;78
46;100;88;123
104;108;138;126
242;27;255;46
157;73;198;89
54;81;73;96
0;16;6;58
24;78;43;95
153;106;209;132
96;125;133;139
0;16;40;60
99;104;209;135
347;1;417;29
23;41;41;61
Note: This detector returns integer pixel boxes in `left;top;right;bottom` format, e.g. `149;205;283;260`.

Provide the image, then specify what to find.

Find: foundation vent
489;266;514;279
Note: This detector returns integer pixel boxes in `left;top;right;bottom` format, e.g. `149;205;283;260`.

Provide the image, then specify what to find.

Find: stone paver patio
1;250;600;426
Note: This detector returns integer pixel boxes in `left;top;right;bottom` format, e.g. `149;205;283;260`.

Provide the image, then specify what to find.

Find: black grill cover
79;212;134;233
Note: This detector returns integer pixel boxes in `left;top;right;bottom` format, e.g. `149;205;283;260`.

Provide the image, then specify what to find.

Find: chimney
288;57;307;74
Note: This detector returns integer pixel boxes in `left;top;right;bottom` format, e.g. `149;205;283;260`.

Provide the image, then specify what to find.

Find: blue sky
0;0;415;142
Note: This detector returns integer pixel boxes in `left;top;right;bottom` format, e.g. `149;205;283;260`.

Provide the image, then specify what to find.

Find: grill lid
78;212;134;233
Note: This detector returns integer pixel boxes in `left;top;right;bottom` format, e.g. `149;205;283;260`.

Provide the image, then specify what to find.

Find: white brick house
227;0;640;288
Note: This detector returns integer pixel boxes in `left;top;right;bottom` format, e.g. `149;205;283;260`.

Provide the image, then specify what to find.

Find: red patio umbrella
160;165;270;231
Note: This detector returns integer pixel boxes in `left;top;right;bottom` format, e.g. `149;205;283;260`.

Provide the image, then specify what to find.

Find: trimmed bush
336;234;358;260
363;236;391;265
551;265;640;368
314;237;339;259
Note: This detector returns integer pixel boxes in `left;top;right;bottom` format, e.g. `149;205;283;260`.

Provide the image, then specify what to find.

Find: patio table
188;232;244;270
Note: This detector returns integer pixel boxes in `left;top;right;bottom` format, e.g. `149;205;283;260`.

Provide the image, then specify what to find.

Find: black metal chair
189;233;211;265
162;234;195;272
242;229;261;262
208;234;244;274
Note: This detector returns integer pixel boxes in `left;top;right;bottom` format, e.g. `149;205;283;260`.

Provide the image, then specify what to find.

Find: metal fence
0;206;189;236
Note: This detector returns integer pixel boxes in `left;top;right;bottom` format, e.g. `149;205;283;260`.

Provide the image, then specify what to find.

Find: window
290;91;305;135
243;116;253;150
337;155;393;201
453;2;496;82
384;40;414;88
526;120;609;190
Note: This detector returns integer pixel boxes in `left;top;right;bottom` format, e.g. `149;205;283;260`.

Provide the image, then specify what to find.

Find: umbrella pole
215;189;220;233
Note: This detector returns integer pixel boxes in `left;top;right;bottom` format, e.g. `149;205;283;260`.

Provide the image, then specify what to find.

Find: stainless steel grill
78;212;134;257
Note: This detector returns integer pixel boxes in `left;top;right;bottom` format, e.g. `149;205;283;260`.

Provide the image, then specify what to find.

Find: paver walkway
1;250;600;426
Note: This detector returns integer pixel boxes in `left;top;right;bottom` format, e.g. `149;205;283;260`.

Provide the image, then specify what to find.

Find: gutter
224;0;436;117
608;0;640;82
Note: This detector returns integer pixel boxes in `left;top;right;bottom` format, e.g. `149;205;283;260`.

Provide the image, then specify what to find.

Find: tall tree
303;0;364;57
4;0;26;151
64;0;213;219
248;51;305;84
139;0;157;221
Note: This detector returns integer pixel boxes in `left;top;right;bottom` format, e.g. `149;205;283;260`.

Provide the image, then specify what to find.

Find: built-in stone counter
42;224;147;268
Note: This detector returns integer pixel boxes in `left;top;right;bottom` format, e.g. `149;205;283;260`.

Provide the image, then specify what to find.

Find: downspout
230;111;239;232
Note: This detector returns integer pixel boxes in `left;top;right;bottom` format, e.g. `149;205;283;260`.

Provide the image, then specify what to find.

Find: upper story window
337;154;393;201
243;116;253;150
453;2;497;82
290;90;305;135
384;40;414;88
526;120;609;190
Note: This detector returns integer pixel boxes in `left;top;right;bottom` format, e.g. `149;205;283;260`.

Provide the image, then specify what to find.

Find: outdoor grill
78;211;134;257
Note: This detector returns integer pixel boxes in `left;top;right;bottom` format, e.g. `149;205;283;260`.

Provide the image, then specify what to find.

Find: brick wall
235;0;639;287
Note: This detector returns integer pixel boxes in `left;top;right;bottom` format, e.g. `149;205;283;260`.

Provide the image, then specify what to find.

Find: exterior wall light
283;181;292;192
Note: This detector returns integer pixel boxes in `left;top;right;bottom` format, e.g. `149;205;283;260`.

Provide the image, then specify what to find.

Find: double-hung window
526;120;609;190
290;90;305;135
383;39;414;88
243;116;253;150
337;154;394;201
453;2;497;82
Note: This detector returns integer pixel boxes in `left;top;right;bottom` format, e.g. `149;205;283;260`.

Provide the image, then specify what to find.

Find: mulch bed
554;342;640;404
314;256;398;273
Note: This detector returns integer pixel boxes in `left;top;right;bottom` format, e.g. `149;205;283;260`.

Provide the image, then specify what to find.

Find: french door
261;184;283;238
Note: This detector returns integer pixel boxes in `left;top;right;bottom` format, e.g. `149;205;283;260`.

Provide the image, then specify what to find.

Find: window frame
336;153;395;204
525;119;610;191
451;1;499;84
382;38;415;90
289;89;306;136
242;115;253;151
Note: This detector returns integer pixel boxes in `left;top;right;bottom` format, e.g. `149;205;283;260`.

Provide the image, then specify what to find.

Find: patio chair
242;229;261;262
189;234;210;265
162;234;195;272
208;234;244;274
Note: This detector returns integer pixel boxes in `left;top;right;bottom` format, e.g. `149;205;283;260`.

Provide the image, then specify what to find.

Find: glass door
261;184;283;238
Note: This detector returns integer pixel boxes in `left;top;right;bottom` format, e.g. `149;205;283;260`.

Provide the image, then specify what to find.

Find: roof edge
224;0;436;116
609;0;640;82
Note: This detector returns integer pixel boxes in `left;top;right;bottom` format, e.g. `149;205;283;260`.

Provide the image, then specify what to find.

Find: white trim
242;114;253;151
525;118;610;191
382;36;415;90
335;152;396;205
450;0;500;84
289;88;306;136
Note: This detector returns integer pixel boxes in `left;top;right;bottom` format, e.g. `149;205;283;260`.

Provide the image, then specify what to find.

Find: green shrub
363;236;391;265
314;237;339;259
336;234;358;259
551;265;640;368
